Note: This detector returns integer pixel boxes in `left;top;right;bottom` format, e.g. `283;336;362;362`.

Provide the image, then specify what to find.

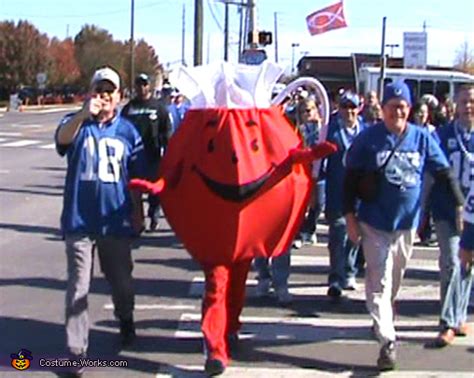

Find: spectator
459;177;473;286
168;90;190;133
430;84;474;347
323;91;367;298
293;98;325;248
361;90;380;124
362;103;383;126
343;81;464;371
409;101;437;246
55;67;147;374
122;73;171;232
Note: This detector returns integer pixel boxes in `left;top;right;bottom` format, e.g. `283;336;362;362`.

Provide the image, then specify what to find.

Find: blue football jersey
55;113;147;237
346;122;449;232
431;121;474;223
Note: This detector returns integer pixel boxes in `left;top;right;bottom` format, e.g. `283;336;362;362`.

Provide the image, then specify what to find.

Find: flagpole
378;16;387;101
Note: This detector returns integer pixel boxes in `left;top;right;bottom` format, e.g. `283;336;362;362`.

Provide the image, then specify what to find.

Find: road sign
36;72;48;86
403;32;427;69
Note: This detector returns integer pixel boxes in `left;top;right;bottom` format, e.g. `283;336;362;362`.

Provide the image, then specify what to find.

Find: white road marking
0;132;22;136
103;303;196;311
39;143;56;149
156;366;474;378
0;139;41;147
175;313;473;346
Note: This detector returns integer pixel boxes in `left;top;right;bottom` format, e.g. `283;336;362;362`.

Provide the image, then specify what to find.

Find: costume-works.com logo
10;349;33;370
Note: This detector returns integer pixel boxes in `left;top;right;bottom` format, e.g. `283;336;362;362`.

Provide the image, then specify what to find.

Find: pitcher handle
271;77;330;126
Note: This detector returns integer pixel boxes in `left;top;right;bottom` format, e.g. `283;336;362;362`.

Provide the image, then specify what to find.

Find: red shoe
455;323;470;337
434;328;456;347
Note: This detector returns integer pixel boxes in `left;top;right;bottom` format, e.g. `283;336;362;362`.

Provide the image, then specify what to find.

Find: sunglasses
304;108;316;113
93;85;116;95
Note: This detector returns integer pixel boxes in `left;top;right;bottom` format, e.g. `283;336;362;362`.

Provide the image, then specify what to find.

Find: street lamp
385;43;399;57
291;43;300;74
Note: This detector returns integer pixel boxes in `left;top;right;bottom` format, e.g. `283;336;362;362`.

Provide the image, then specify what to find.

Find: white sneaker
343;277;358;291
309;233;318;245
293;239;303;249
275;286;293;305
255;278;271;297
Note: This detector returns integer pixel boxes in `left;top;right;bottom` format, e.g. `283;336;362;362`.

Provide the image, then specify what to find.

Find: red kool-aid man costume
129;62;336;371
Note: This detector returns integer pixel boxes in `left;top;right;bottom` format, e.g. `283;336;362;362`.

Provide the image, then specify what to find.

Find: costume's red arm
289;141;338;164
129;178;166;195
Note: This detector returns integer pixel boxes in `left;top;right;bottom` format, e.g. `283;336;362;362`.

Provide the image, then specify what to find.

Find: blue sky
2;0;473;72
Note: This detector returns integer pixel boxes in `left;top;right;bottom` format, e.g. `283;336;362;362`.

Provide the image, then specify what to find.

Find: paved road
0;109;472;377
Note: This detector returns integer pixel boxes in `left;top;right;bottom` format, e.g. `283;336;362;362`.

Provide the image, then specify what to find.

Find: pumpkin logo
10;349;33;371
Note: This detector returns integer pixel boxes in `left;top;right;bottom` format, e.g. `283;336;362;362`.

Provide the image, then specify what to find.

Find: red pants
201;259;252;365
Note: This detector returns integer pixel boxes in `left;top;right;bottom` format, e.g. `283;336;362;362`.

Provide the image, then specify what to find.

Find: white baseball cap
91;67;120;90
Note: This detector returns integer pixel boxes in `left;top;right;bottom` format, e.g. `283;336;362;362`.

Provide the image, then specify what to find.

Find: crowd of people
53;66;473;376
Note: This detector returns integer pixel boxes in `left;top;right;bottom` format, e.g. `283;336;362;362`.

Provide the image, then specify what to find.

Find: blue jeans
254;250;291;289
301;181;325;235
327;212;359;286
435;219;473;329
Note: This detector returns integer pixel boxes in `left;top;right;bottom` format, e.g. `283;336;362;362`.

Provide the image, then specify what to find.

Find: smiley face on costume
190;111;285;202
157;106;312;265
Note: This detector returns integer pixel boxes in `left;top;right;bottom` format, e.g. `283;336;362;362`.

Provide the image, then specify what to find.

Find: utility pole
378;16;387;101
291;43;299;74
238;5;244;62
274;12;278;63
194;0;203;66
181;3;186;66
130;0;135;95
248;0;258;48
224;1;229;61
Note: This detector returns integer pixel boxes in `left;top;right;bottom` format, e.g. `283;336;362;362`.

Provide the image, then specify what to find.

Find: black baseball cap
135;73;150;85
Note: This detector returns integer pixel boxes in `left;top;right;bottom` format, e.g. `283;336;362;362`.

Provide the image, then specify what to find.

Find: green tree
0;20;50;92
74;24;125;89
123;38;162;90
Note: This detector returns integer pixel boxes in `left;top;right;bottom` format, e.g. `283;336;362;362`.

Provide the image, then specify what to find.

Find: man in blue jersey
55;67;147;371
459;177;474;276
343;82;464;371
323;91;366;298
430;84;473;347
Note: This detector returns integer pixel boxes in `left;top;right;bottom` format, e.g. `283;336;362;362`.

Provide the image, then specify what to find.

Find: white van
358;67;474;101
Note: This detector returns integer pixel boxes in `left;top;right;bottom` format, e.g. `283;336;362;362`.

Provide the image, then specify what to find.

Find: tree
454;41;474;74
74;25;125;89
0;20;50;93
123;39;163;89
48;38;80;87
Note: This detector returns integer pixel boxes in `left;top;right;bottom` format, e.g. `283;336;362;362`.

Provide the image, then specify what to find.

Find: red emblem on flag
306;1;347;36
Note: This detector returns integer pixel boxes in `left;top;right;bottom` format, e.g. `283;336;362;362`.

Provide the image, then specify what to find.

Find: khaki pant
360;222;415;344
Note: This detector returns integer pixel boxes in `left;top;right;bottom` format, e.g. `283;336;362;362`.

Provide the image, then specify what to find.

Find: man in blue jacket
343;82;464;371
